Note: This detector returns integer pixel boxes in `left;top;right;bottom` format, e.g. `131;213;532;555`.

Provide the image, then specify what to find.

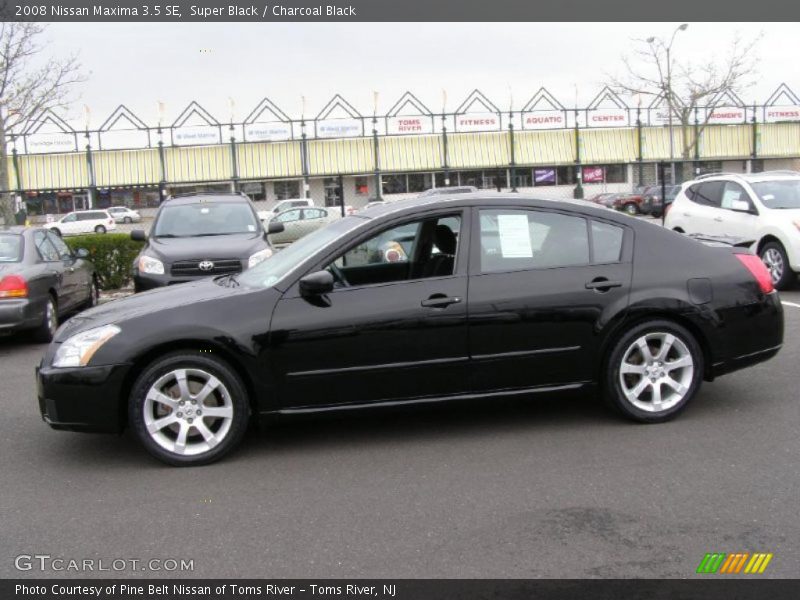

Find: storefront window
323;178;341;207
513;171;532;188
604;164;627;183
535;168;557;186
355;177;370;195
382;174;407;195
407;173;433;193
241;182;266;202
274;180;301;200
434;172;458;188
556;166;577;185
458;171;482;188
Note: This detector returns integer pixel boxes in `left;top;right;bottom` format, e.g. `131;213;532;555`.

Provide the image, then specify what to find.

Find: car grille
170;259;242;277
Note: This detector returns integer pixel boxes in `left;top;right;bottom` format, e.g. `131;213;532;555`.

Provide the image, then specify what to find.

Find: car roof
162;193;252;206
691;171;800;184
357;192;625;222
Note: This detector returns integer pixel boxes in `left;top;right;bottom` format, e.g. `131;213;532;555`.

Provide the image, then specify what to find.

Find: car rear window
0;234;22;262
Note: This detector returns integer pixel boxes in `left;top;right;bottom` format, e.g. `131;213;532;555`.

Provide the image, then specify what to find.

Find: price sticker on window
497;214;533;258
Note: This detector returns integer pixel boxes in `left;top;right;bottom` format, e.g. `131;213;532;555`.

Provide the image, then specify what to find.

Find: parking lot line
781;301;800;308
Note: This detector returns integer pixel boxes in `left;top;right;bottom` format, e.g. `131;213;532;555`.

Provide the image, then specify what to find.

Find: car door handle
421;295;462;308
713;217;723;222
683;212;692;217
585;278;623;291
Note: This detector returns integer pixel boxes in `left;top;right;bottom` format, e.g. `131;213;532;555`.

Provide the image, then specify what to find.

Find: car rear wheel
32;296;58;343
83;278;99;309
123;217;132;224
94;225;106;234
51;228;62;237
129;352;250;466
623;203;638;215
760;241;795;291
605;320;703;423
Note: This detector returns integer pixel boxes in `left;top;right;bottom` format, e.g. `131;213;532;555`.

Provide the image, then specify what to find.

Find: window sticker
497;214;533;258
247;225;255;231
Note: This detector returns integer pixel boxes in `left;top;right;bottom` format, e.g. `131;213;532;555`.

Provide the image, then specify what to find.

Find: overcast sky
43;22;799;126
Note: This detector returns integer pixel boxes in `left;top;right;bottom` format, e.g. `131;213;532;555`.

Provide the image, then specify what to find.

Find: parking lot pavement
0;290;798;579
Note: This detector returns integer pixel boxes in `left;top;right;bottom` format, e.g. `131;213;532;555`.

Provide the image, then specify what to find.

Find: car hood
767;207;800;220
54;278;236;341
144;233;266;262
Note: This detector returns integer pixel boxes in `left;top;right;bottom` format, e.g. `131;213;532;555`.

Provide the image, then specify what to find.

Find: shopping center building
7;86;800;216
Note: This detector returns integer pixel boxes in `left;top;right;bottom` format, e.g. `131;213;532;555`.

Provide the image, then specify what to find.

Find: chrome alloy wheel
761;248;784;285
143;368;234;457
45;300;57;336
619;332;694;413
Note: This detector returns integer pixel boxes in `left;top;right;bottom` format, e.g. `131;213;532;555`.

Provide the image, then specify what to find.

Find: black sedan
37;195;783;466
1;227;97;342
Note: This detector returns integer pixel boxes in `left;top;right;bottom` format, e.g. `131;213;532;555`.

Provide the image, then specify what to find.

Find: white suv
665;171;800;289
45;209;117;237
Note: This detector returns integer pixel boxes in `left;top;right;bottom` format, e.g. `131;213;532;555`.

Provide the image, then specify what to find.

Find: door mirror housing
299;270;334;296
75;248;90;259
130;229;147;242
730;199;752;213
267;221;285;235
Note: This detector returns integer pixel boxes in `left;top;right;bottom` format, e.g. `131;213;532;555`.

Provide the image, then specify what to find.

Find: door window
61;213;77;223
303;209;326;220
720;182;750;210
327;214;461;286
690;182;724;208
275;209;302;223
34;231;60;262
47;231;73;260
591;221;624;264
479;209;589;273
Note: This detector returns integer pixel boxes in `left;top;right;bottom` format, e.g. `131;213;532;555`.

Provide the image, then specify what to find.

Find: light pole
648;23;688;185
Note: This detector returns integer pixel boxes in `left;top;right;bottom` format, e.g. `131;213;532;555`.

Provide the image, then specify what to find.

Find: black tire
604;320;703;423
129;351;250;466
759;241;796;291
623;203;639;216
32;295;58;343
95;225;106;234
123;217;132;224
82;278;99;310
51;228;62;237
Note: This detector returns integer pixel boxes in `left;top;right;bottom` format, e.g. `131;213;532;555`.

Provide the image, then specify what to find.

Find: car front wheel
760;241;795;291
605;320;703;423
623;203;638;215
129;351;250;466
33;296;58;343
95;225;106;234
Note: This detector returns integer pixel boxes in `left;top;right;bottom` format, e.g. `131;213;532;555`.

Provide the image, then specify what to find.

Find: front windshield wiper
193;232;245;237
153;234;186;238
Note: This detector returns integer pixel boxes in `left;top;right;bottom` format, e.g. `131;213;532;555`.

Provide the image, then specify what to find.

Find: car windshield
153;202;259;237
238;217;365;289
751;180;800;209
0;234;22;262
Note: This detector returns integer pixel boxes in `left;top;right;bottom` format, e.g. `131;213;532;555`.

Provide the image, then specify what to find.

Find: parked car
665;171;800;289
130;193;281;292
0;227;97;342
38;194;782;466
641;185;681;217
588;192;616;205
271;198;314;214
107;206;142;224
263;207;337;248
44;210;117;237
418;186;478;197
612;189;646;215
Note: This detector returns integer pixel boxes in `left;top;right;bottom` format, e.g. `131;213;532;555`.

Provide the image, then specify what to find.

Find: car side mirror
267;221;285;235
731;200;752;213
299;270;334;296
130;229;147;242
75;248;90;259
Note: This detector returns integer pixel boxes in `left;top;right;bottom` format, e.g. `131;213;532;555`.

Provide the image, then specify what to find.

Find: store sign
582;166;604;183
586;108;629;127
173;126;221;145
26;133;76;153
245;122;293;141
386;116;433;135
522;111;565;130
534;168;555;185
764;106;800;123
648;107;682;126
706;107;746;125
455;113;501;132
99;129;150;150
316;119;362;138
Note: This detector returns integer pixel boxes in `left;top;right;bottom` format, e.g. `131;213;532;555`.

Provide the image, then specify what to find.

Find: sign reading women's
706;107;746;124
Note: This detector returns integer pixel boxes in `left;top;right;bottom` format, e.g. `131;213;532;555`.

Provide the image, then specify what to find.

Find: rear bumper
37;362;130;433
0;298;40;334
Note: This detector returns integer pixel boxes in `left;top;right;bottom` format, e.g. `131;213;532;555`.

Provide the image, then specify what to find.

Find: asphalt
1;290;799;579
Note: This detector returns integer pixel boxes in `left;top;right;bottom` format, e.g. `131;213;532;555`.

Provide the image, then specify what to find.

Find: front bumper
37;361;130;433
0;298;40;334
133;270;208;291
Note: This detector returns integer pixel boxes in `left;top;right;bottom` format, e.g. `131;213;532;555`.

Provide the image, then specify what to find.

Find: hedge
64;233;144;291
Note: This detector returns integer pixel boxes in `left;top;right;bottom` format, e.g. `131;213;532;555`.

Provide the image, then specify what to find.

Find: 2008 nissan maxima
36;195;784;466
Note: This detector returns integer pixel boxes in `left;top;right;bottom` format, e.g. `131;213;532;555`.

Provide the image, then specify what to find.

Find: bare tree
609;27;762;162
0;22;84;225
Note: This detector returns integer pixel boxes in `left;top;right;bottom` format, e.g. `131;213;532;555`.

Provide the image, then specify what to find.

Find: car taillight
735;254;774;294
664;203;672;217
0;275;29;298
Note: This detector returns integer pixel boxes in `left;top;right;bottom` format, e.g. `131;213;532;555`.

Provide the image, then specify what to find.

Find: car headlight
247;248;272;269
52;324;121;368
138;255;164;275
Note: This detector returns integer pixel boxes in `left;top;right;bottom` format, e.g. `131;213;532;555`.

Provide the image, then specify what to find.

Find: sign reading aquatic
522;110;565;130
